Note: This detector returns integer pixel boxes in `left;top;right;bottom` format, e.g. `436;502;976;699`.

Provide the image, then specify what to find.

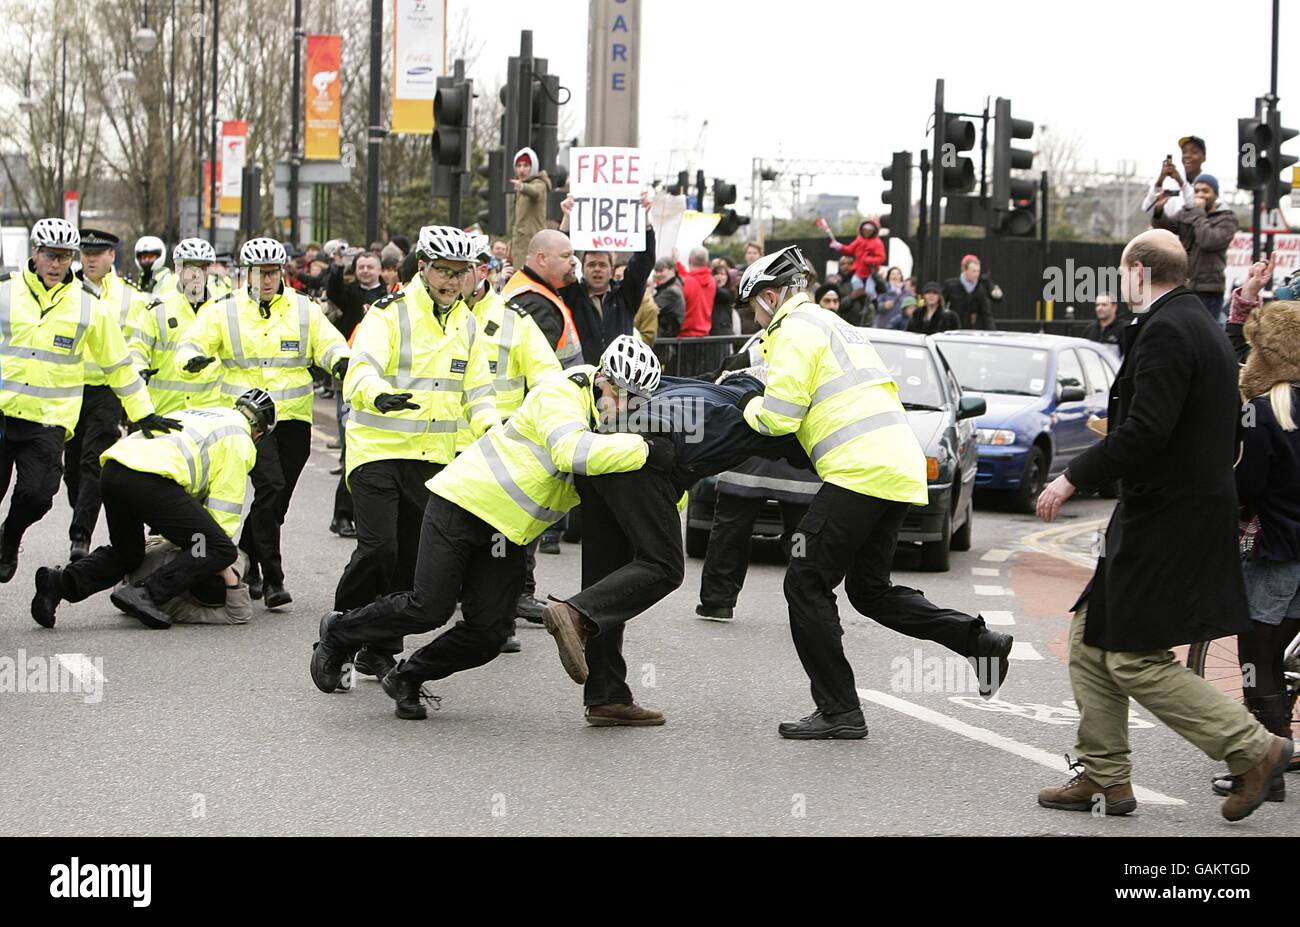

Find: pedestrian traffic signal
1237;116;1272;190
940;115;976;195
433;77;473;172
880;151;912;238
1263;110;1297;207
991;98;1036;235
713;179;737;209
477;148;507;235
530;72;560;176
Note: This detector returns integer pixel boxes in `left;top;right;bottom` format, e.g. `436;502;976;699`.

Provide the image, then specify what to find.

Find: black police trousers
328;494;526;682
786;482;988;715
0;416;66;552
240;420;311;586
63;385;123;543
569;471;685;706
699;492;809;610
59;462;237;605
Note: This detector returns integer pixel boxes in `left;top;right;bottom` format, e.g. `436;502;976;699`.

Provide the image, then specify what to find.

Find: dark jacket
907;306;960;335
1152;202;1238;294
711;286;736;335
326;264;387;339
1237;386;1300;563
1065;288;1252;651
654;276;685;338
1084;311;1132;348
557;228;655;365
942;275;1000;330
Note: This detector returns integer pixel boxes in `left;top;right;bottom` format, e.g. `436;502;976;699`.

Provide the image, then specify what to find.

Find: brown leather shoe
1222;735;1295;821
1037;758;1137;816
542;600;589;684
585;703;666;727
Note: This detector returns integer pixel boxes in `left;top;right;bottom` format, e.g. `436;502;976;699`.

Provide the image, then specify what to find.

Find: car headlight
976;428;1017;446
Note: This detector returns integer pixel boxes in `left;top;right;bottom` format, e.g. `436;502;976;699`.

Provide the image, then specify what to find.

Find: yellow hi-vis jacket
176;285;348;424
80;270;149;388
343;273;492;476
0;265;155;438
101;406;257;538
129;278;224;415
742;292;928;504
431;365;649;546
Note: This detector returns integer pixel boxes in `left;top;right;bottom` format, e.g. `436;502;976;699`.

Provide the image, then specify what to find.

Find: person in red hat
822;217;885;299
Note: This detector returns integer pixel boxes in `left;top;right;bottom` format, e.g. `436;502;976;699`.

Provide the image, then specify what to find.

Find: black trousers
329;494;526;682
787;482;987;715
570;471;685;706
0;416;66;551
700;492;809;609
334;458;440;657
59;462;237;604
63;385;123;542
522;537;540;596
239;420;311;585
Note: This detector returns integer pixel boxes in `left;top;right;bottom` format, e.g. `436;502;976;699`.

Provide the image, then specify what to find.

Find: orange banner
219;120;246;215
305;34;341;160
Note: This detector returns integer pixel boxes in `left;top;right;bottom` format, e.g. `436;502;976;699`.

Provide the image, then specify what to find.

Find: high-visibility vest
101;405;257;538
430;365;648;546
130;279;224;415
81;271;148;387
501;269;583;369
144;266;176;296
176;286;348;424
343;273;491;476
0;266;154;438
743;292;928;504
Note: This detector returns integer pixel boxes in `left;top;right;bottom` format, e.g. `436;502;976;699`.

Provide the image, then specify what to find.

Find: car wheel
950;498;973;551
685;526;710;559
1013;447;1047;514
920;513;952;572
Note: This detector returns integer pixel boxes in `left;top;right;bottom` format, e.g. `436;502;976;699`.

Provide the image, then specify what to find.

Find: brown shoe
1037;757;1137;816
1222;735;1295;821
542;600;589;684
585;703;666;727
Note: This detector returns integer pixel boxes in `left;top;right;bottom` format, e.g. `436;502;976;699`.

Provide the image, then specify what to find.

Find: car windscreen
870;339;945;409
936;342;1050;396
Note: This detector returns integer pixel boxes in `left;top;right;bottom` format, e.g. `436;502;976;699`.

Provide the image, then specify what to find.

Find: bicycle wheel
1186;636;1245;703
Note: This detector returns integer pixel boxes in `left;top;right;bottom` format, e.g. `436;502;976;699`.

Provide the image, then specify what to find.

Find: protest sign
568;147;647;251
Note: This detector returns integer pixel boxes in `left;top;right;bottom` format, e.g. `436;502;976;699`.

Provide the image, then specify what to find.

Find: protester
1035;228;1291;821
653;258;685;339
1151;172;1237;321
906;283;959;334
1083;293;1129;348
943;255;1002;330
676;247;717;337
509;147;551;266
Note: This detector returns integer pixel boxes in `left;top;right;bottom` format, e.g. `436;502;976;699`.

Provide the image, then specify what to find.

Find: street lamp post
365;0;383;245
207;0;220;244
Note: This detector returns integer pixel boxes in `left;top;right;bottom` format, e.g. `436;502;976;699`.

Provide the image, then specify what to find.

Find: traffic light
939;114;976;195
530;72;559;176
1263;109;1297;207
880;151;912;238
714;210;750;237
477;148;507;235
1237;115;1272;189
712;179;737;209
668;170;689;196
433;77;473;172
991;97;1036;235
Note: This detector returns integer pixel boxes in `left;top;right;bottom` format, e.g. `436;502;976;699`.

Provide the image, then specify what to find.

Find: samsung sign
585;0;640;147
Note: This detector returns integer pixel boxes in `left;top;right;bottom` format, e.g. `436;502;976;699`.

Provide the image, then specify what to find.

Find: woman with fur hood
1213;259;1300;798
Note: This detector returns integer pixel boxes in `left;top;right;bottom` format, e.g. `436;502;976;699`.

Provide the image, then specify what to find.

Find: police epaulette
373;292;405;310
766;318;785;336
507;301;530;317
567;372;590;389
122;278;143;293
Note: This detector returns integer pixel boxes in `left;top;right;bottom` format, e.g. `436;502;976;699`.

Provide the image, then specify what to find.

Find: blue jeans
1197;292;1224;323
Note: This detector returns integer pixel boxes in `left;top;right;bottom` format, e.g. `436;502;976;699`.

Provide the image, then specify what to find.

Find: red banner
305;35;342;160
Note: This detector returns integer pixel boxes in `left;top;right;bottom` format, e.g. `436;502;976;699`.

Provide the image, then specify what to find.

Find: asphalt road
0;410;1294;836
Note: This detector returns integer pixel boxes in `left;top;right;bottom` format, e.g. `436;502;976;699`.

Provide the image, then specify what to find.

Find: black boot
381;661;433;720
246;561;263;600
263;581;292;609
778;708;868;740
353;646;397;681
309;611;350;693
969;627;1014;699
0;530;20;584
110;583;173;629
31;566;63;628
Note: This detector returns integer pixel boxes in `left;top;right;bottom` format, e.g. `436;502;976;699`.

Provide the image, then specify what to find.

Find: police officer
63;228;154;561
737;246;1014;739
177;237;349;608
129;237;225;414
310;339;674;720
133;235;175;295
332;225;494;683
0;219;176;582
30;389;275;630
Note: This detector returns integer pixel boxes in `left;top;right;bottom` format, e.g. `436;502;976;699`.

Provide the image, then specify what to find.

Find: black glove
332;357;349;380
140;368;159;384
737;388;765;409
374;392;419;414
643;435;677;473
183;354;215;374
128;413;184;439
722;349;752;372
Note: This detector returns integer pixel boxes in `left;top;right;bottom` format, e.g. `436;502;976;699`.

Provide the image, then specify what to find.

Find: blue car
933;331;1119;513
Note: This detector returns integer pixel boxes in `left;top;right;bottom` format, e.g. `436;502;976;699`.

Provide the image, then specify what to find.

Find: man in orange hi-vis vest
500;229;584;370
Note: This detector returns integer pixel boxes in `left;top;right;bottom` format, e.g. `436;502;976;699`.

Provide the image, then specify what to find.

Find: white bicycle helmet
470;233;491;261
31;218;80;251
417;225;478;262
239;237;288;267
599;334;661;398
134;234;167;269
173;237;217;265
737;246;811;312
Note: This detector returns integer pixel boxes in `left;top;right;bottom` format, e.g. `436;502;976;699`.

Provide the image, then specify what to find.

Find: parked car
932;331;1119;513
686;329;985;571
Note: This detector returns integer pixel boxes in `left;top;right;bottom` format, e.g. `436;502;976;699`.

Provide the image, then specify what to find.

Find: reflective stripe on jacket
130;280;224;415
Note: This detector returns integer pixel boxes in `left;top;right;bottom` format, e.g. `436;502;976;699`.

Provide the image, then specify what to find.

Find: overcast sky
457;0;1293;217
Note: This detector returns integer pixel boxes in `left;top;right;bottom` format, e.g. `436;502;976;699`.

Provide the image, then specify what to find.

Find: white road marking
1009;642;1043;661
981;549;1012;562
55;653;105;685
973;585;1012;597
982;610;1016;626
971;567;1000;577
857;689;1184;805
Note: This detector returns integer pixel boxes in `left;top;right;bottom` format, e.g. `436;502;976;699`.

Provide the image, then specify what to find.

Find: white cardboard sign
567;147;647;251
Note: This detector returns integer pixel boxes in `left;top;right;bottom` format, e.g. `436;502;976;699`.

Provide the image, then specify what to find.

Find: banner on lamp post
62;191;79;227
219;121;247;215
305;35;341;160
391;0;445;134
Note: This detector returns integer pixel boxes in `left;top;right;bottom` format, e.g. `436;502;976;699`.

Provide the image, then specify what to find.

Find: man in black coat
1034;229;1292;822
942;254;1001;330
